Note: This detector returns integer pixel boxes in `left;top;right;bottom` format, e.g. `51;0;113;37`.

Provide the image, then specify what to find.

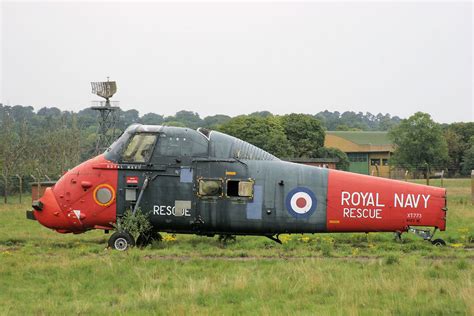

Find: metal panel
246;185;263;220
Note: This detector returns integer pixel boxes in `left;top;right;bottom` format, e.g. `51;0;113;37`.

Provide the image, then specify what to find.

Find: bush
116;208;152;239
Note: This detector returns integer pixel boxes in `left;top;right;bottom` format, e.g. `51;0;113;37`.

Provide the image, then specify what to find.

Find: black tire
136;234;148;248
431;238;446;246
108;231;135;251
136;231;162;248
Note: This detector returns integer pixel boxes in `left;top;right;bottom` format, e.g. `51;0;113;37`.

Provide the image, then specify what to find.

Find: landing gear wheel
108;231;135;251
431;238;446;246
394;231;403;243
136;231;162;248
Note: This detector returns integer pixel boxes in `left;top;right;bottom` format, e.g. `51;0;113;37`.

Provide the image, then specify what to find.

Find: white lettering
343;208;350;217
342;207;382;219
358;192;367;205
405;194;414;208
376;193;385;207
422;194;430;208
365;192;374;206
394;193;403;208
351;192;361;206
412;194;421;208
341;191;386;207
152;205;192;217
341;192;351;206
394;193;427;209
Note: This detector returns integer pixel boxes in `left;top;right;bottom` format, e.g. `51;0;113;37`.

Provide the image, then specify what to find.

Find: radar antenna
91;77;119;155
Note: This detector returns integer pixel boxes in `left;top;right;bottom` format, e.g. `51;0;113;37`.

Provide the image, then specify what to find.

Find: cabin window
198;179;223;197
226;180;254;198
122;133;157;163
382;159;389;166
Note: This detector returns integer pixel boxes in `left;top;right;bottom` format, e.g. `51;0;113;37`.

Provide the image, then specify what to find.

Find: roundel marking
93;184;116;207
285;187;317;219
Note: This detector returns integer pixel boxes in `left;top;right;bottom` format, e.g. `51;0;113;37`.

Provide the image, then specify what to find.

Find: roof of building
326;131;391;146
325;131;394;153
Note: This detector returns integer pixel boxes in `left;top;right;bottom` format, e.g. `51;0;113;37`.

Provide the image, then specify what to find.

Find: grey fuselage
105;124;329;236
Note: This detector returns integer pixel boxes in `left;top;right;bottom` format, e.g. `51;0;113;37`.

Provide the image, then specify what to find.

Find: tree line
0;104;473;200
389;112;473;178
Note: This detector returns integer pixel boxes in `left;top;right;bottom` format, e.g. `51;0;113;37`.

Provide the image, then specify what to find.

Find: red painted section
34;155;118;233
126;176;139;184
326;170;447;232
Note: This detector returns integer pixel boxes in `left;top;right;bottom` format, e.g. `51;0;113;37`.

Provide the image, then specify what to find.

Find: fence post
1;175;7;204
404;170;409;182
16;174;22;204
471;170;474;205
440;170;444;188
426;164;430;186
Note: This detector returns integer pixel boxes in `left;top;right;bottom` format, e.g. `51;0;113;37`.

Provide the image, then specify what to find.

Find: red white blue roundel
286;187;317;219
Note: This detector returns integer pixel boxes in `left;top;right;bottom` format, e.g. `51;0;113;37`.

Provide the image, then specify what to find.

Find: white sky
1;1;472;123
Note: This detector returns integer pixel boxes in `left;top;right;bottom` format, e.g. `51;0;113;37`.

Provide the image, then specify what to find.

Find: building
286;158;338;169
324;131;394;177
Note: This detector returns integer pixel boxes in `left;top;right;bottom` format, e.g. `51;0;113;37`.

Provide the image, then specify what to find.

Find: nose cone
34;187;70;231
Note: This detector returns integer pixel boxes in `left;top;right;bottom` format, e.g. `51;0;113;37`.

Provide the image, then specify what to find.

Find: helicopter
27;124;447;250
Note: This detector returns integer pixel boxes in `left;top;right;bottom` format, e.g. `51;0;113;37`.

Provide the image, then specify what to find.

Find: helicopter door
194;160;250;234
117;132;195;233
117;132;158;216
146;132;195;231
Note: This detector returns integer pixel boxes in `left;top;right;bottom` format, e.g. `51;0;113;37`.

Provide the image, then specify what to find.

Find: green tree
0;112;30;202
163;121;186;127
30;115;83;178
166;110;203;129
389;112;448;178
444;129;464;176
461;136;474;175
202;115;231;129
140;113;164;125
444;122;474;176
312;147;350;170
218;115;293;157
249;111;273;118
280;114;325;157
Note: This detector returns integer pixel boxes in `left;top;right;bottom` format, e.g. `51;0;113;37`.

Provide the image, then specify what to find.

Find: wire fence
0;175;57;204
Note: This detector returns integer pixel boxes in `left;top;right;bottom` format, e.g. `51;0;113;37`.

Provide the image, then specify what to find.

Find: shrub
116;208;152;239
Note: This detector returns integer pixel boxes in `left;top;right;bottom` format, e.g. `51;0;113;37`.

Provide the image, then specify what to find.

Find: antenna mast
91;78;119;155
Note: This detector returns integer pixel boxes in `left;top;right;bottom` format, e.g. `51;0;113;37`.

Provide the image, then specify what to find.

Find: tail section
326;170;447;232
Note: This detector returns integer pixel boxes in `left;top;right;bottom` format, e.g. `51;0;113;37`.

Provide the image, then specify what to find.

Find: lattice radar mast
91;78;119;155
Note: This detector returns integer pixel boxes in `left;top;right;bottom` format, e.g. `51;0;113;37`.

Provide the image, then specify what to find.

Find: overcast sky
1;1;472;123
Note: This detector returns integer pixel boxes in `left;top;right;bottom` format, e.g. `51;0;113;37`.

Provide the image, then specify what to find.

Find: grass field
0;179;472;315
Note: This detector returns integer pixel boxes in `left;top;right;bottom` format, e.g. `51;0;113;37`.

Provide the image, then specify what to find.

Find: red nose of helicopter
29;155;119;234
32;187;73;233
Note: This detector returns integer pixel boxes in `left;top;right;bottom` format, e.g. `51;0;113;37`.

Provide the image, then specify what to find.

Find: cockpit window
122;133;157;163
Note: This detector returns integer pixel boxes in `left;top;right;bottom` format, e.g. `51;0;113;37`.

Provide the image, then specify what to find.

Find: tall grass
0;179;472;314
